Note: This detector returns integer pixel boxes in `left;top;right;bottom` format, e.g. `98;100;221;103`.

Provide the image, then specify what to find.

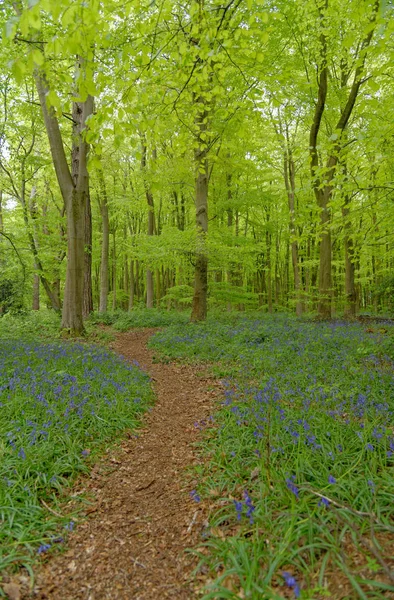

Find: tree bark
140;140;155;308
99;173;109;312
112;228;117;310
284;149;303;316
191;97;209;322
309;0;378;319
83;188;93;317
128;260;135;310
34;66;93;336
32;267;40;310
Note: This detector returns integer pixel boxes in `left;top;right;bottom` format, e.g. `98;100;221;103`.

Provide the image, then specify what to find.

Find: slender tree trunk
99;173;109;312
284;150;303;315
128;260;135;310
342;193;356;318
0;190;3;232
191;109;209;322
83;188;93;317
112;229;117;310
140;141;155;308
32;266;40;310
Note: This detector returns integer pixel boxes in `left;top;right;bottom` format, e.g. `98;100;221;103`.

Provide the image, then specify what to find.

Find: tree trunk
99;173;109;312
32;267;40;310
140;140;155;308
83;188;93;317
191;90;209;322
317;192;332;318
191;145;209;320
0;190;3;232
284;150;303;316
128;260;135;310
34;68;93;335
342;191;356;318
309;1;378;319
112;229;117;310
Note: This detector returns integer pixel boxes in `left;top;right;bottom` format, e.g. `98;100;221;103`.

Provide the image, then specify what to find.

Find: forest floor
22;328;221;600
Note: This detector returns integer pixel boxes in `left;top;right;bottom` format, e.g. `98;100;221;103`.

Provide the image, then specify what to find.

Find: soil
21;328;222;600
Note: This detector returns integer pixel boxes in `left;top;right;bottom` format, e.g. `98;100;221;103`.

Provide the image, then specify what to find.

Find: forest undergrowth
0;313;153;576
1;310;394;599
149;314;394;599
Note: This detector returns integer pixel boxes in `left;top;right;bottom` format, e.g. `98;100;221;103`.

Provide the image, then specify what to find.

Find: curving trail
29;329;221;600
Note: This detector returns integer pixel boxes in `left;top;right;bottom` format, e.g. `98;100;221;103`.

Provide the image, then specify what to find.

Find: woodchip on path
25;328;222;600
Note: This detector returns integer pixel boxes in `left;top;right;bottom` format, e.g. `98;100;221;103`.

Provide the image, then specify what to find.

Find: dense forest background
1;0;393;333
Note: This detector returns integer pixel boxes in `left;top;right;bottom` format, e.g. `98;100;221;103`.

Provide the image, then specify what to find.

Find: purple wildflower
37;543;51;555
282;571;301;598
243;490;255;524
234;500;243;521
286;476;299;498
318;497;330;507
190;490;201;502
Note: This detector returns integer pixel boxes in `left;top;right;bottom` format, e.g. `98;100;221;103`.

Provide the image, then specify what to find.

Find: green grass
150;315;394;599
0;320;153;575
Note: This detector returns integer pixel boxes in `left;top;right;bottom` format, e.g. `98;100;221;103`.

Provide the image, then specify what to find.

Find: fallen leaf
251;467;260;480
3;583;21;600
68;560;77;573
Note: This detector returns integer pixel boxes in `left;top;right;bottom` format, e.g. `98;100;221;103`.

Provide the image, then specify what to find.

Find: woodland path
27;328;221;600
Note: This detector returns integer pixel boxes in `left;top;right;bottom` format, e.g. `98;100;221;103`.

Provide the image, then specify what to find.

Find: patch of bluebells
0;340;152;569
151;315;394;596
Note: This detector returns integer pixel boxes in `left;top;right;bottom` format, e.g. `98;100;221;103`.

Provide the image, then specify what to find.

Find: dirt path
28;329;221;600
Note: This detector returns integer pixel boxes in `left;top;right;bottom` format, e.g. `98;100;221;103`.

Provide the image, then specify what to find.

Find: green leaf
31;49;45;66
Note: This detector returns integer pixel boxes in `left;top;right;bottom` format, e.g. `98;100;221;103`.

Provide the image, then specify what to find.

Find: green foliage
150;315;394;598
161;285;194;308
89;309;190;331
0;277;24;314
0;309;60;338
209;282;259;309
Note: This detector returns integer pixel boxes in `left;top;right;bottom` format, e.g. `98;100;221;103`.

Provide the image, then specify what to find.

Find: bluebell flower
234;500;243;520
243;490;255;524
286;476;299;498
37;543;51;554
282;571;301;598
190;490;201;502
319;497;330;507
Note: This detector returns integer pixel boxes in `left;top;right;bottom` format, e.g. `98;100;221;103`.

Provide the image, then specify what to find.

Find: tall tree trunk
0;190;3;232
83;188;93;317
284;150;303;315
266;229;273;313
309;0;378;318
342;191;356;318
99;173;109;312
34;67;93;335
140;140;155;308
128;260;135;310
18;179;61;311
32;266;40;310
112;229;117;310
191;101;209;322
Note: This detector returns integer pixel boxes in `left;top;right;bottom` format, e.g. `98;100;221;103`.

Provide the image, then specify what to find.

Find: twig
40;499;64;518
187;510;199;534
303;487;376;519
